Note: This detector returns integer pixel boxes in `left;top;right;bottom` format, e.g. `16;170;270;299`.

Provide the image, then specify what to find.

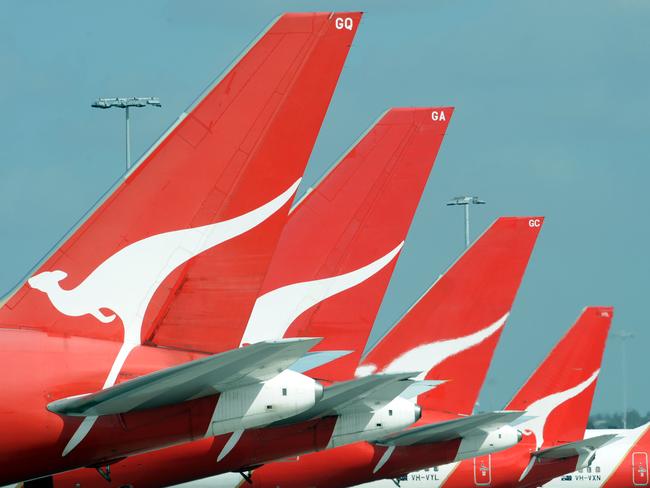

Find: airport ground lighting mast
446;196;486;248
92;97;161;173
612;329;634;428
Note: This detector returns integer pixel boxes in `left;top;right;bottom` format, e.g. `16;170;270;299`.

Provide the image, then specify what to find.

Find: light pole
92;97;161;173
612;330;634;428
446;196;486;248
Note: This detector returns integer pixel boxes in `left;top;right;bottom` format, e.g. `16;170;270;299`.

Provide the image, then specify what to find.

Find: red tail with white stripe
508;306;613;450
439;306;613;488
358;216;544;414
1;12;360;355
243;107;453;381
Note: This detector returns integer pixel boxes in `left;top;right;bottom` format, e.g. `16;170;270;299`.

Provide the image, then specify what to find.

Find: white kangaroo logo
519;369;599;451
241;242;404;345
517;369;599;481
356;313;509;380
29;270;116;323
28;179;300;455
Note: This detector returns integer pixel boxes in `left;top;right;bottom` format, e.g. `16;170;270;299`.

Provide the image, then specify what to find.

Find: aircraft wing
516;433;619;479
273;372;420;425
398;380;445;400
377;410;525;446
533;434;618;460
48;338;320;417
289;350;352;374
358;380;442;411
316;372;421;416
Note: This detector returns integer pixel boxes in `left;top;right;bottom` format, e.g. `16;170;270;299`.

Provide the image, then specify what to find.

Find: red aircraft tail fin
358;216;543;414
507;306;613;449
1;13;360;354
242;108;453;381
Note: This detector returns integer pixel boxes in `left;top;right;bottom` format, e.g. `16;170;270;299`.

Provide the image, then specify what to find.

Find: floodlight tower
612;330;634;428
92;97;162;173
446;196;486;248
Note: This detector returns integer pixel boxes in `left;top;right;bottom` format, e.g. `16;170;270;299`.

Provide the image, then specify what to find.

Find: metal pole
92;97;160;174
446;197;485;250
622;339;628;428
125;106;131;172
613;330;633;428
464;204;470;249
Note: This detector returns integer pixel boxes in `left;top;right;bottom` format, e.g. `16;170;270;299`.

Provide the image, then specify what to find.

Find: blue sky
1;0;649;414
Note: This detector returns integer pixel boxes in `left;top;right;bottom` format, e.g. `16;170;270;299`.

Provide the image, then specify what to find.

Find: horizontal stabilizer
360;380;443;411
290;351;352;374
274;372;420;425
519;433;618;480
48;338;320;416
378;410;524;446
533;434;618;460
399;380;444;399
318;372;420;415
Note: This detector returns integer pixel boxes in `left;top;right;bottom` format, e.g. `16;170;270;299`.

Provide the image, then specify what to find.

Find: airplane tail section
1;13;361;355
357;216;544;414
241;108;453;381
507;306;613;450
